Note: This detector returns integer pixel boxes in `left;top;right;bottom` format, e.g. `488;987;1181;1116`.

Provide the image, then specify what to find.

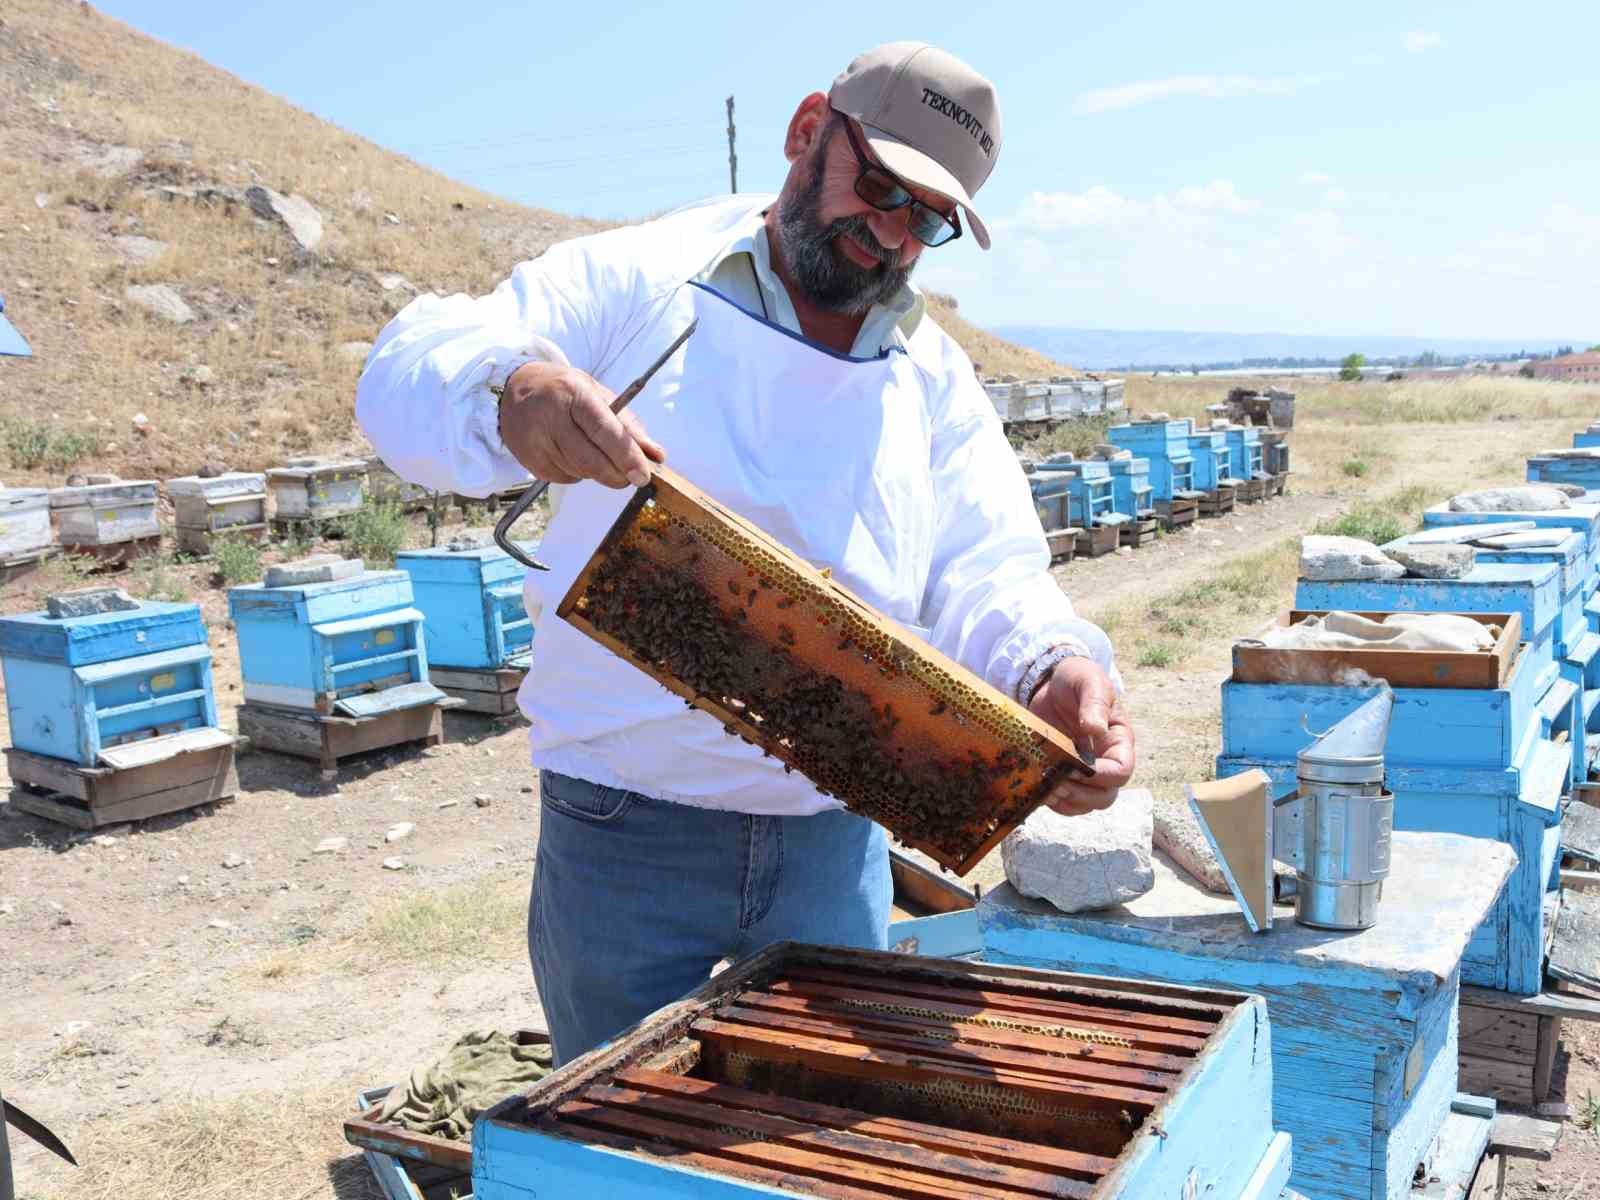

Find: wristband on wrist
1016;642;1090;707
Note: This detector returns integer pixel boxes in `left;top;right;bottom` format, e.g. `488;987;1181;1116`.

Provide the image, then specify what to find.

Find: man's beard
775;133;915;315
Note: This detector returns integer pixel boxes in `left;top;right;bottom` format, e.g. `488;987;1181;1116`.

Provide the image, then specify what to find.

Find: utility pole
726;95;737;193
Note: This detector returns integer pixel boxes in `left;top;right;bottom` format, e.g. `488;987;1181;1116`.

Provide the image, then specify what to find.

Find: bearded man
357;42;1134;1066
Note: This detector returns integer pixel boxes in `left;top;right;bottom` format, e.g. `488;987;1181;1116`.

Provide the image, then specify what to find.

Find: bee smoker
1190;687;1395;932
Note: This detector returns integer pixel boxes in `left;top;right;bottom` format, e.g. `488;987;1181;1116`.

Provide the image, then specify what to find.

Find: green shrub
5;422;100;470
211;534;263;585
1342;458;1369;478
1136;642;1177;669
340;501;408;567
1317;509;1404;546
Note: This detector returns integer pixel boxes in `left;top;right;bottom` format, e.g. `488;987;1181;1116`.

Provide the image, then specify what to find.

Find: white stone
1399;521;1535;545
384;822;414;843
437;799;459;809
1000;789;1154;913
1299;535;1405;581
337;340;372;361
221;852;245;869
382;857;406;871
1448;485;1570;513
245;185;323;251
206;918;233;931
1388;543;1475;579
125;284;194;324
374;272;417;294
1152;797;1231;893
265;556;364;587
313;836;347;854
113;234;168;263
474;793;492;808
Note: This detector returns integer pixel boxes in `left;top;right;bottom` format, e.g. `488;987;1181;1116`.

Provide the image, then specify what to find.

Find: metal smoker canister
1283;689;1395;930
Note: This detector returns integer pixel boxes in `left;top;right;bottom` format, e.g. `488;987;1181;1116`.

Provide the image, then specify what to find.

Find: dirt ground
3;410;1599;1197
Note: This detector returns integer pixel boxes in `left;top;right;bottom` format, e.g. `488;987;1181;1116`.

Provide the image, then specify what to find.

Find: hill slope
0;0;1066;486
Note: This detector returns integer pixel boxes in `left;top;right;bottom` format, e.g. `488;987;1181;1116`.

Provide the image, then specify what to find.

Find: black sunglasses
837;114;962;249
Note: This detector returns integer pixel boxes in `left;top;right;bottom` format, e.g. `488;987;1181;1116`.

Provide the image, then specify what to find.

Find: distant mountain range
992;326;1573;372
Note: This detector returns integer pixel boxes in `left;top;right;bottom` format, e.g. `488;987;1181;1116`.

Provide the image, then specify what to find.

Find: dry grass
16;1085;384;1200
358;877;527;967
923;293;1071;379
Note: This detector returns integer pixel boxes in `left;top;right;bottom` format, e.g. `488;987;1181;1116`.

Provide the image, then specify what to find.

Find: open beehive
476;944;1280;1200
558;465;1092;874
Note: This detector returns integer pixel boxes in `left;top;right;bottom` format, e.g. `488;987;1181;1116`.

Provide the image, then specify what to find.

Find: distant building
1532;351;1600;382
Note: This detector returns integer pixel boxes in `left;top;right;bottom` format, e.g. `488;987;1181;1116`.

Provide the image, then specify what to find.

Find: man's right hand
497;361;665;489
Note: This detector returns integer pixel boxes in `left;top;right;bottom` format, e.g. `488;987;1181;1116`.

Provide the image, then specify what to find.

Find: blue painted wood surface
473;982;1285;1200
1527;455;1600;489
1186;429;1235;488
1222;427;1265;482
228;570;432;710
1107;457;1155;518
1422;502;1600;588
1577;431;1600;449
979;833;1516;1200
1027;471;1072;531
1036;462;1118;527
396;544;535;670
1108;419;1197;501
1217;738;1567;994
885;908;981;958
0;601;216;765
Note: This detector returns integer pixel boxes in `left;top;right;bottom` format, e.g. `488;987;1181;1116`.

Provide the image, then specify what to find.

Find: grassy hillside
0;0;1069;487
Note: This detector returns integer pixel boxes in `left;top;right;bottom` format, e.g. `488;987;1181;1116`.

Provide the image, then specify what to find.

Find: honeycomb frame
557;465;1092;874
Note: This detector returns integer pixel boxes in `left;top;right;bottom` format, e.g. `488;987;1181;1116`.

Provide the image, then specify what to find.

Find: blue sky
95;0;1598;342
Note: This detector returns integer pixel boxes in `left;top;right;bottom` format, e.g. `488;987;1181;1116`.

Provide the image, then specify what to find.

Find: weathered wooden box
1107;420;1198;502
266;457;366;521
167;472;267;554
227;562;435;714
0;596;216;767
1036;460;1117;528
980;833;1516;1200
0;486;54;560
1526;449;1600;490
395;540;534;672
1232;609;1520;690
557;465;1091;874
472;943;1292;1200
1027;469;1072;532
48;479;160;548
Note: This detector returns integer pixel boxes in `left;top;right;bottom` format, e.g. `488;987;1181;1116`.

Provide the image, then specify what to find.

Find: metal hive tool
558;465;1093;874
492;944;1255;1200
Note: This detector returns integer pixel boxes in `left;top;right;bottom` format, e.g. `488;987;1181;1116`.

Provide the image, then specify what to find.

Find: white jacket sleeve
355;251;600;497
920;407;1121;702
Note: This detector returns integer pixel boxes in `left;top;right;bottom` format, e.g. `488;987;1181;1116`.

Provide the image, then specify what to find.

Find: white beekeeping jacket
356;195;1117;816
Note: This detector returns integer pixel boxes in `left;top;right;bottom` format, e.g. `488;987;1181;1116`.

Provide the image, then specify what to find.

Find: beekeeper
357;42;1134;1065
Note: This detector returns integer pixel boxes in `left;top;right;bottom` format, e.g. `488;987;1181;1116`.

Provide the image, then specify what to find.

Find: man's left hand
1027;657;1136;817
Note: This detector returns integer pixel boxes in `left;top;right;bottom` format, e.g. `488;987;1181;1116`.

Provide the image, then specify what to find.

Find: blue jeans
529;770;892;1066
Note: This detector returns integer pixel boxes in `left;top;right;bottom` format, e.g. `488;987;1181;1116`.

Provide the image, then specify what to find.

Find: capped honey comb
557;465;1092;874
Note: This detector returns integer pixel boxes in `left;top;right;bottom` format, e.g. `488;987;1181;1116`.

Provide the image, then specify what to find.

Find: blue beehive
1218;662;1568;995
395;538;536;671
1185;427;1234;490
1107;419;1197;502
1220;425;1264;484
227;558;435;714
0;592;216;767
980;832;1514;1200
1025;468;1071;531
1106;455;1154;519
1527;450;1600;490
1575;425;1600;449
1037;459;1117;527
1422;499;1600;596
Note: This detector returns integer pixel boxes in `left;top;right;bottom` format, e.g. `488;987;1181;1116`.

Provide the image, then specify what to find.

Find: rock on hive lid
47;586;140;619
446;529;495;552
264;555;365;587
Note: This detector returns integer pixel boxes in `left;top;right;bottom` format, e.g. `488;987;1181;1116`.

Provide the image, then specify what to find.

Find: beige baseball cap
828;42;1002;249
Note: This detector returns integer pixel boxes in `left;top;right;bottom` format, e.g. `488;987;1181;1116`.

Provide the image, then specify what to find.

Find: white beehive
0;487;54;560
48;479;160;548
167;472;267;553
266;457;366;521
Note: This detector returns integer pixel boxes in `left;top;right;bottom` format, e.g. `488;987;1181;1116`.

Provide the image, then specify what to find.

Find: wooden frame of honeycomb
557;465;1092;874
